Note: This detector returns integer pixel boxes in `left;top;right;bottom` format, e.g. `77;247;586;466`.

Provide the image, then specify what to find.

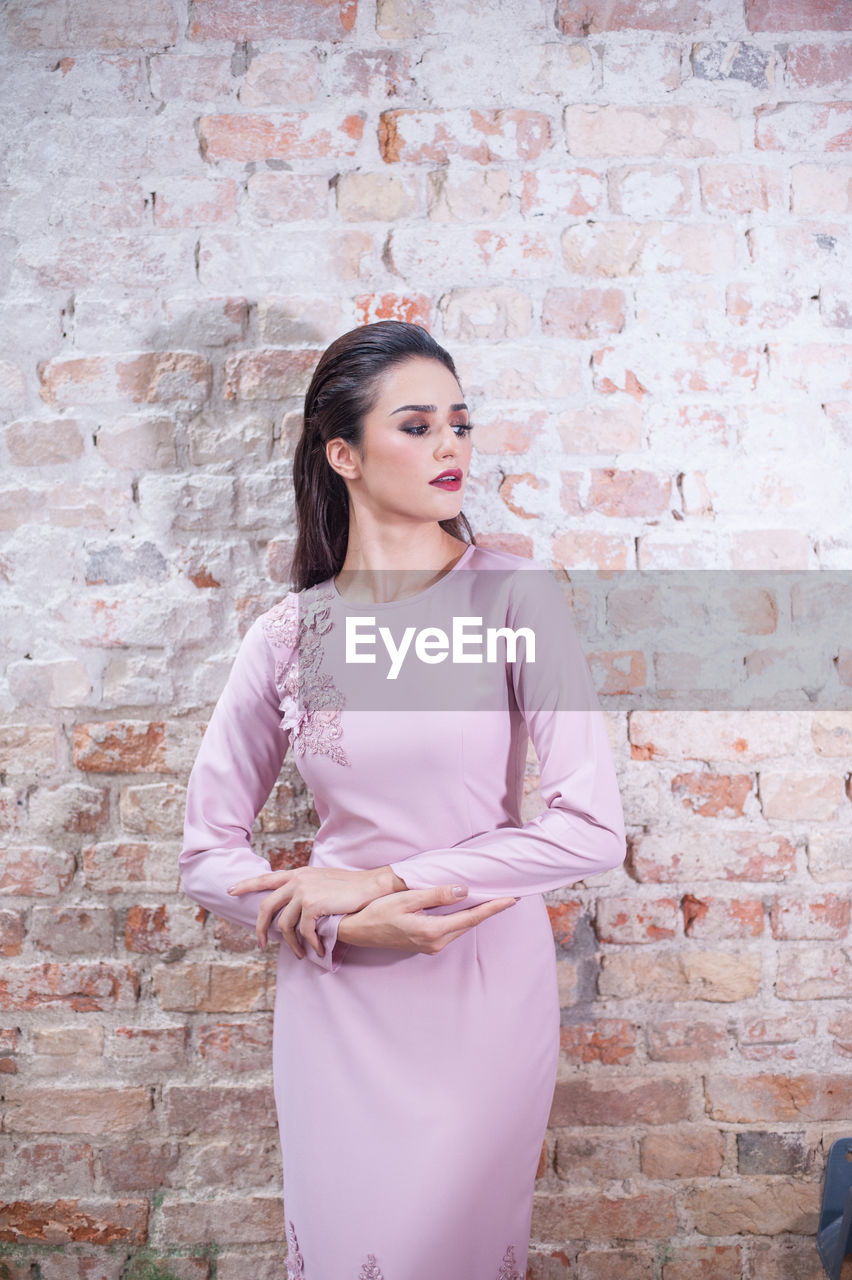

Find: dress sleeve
387;566;626;903
179;615;347;973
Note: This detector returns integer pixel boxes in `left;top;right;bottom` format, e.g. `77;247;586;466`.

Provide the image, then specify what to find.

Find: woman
179;320;626;1279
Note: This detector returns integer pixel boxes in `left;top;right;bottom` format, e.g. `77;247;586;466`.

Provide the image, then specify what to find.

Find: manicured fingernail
226;887;235;894
452;885;467;897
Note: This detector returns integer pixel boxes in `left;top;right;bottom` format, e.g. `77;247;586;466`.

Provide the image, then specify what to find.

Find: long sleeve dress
179;542;626;1280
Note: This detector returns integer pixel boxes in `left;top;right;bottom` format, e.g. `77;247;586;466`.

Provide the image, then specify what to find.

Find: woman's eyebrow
390;403;468;414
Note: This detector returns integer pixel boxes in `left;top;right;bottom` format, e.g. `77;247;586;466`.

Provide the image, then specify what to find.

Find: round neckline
327;541;477;610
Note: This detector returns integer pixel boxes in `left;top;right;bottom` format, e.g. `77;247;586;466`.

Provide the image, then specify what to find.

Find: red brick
600;950;760;1002
559;402;642;455
756;102;852;152
559;1019;638;1066
197;1019;274;1072
0;1199;148;1245
0;724;58;775
706;1072;852;1122
554;1131;637;1181
760;771;845;821
788;43;852;88
771;893;851;940
563;107;738;158
5;0;178;47
0;908;24;957
13;1140;96;1192
661;1244;743;1279
0;962;139;1013
81;841;179;894
552;530;632;571
596;896;677;944
682;894;764;939
557;0;714;32
199;113;364;161
111;1025;189;1069
223;348;322;401
6;417;85;464
586;469;672;517
699;163;785;214
776;944;852;1000
521;168;604;218
738;1014;817;1061
647;1019;730;1062
153;178;237;228
99;1141;180;1190
0;847;75;895
30;907;114;955
627;831;796;882
148;53;234;100
608;163;690;216
157;1195;286;1244
246;172;329;223
125;903;206;953
379;109;552;164
829;1011;852;1056
686;1178;819;1236
671;771;753;817
152;960;276;1013
546;899;584;948
726;282;804;328
4;1087;151;1134
630;709;805;762
188;0;357;39
532;1190;678;1240
165;1084;277;1134
747;0;851;30
749;1237;827;1280
577;1248;654;1280
39;351;211;406
353;293;434;328
641;1126;724;1178
30;783;110;835
542;287;625;338
73;721;166;772
589;649;647;695
550;1076;690;1126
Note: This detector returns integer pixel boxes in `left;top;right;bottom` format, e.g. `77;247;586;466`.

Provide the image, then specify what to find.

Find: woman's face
330;356;473;525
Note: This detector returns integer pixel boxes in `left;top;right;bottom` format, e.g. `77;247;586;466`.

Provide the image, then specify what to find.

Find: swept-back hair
290;320;476;591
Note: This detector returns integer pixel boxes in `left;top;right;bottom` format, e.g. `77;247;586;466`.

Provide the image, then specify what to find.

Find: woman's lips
430;470;463;490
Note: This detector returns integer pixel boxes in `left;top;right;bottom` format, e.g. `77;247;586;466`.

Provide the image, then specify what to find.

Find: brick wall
1;0;850;1277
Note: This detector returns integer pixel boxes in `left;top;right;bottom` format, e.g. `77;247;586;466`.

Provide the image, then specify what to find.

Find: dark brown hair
290;320;477;592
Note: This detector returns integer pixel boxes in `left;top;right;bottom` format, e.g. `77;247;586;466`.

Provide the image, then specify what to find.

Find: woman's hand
337;884;518;954
227;865;396;955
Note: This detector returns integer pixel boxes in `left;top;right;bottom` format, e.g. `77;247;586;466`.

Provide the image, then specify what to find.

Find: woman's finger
255;886;295;947
268;899;305;957
227;870;292;896
298;912;324;959
436;898;518;936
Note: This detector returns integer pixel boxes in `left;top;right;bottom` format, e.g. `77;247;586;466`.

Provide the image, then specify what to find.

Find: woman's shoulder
255;590;301;652
466;542;550;574
254;579;336;652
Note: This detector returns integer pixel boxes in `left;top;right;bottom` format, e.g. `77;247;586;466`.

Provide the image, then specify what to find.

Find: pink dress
180;543;625;1280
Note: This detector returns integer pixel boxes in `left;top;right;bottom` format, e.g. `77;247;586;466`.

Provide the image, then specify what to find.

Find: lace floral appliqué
359;1256;384;1279
497;1244;523;1280
285;1215;517;1278
261;582;350;768
285;1219;305;1279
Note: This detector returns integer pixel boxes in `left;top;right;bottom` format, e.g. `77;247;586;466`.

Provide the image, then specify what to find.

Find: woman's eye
402;423;474;437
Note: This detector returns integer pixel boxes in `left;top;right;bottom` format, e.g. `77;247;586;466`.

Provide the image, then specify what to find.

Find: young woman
179;320;626;1280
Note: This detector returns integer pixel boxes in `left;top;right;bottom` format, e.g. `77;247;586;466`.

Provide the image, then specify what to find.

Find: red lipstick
429;468;463;491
